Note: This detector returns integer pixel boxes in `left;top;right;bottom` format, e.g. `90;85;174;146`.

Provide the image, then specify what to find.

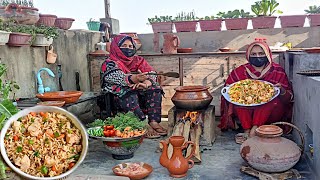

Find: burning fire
182;111;198;123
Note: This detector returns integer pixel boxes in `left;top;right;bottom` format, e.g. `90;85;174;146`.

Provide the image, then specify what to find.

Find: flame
182;111;198;123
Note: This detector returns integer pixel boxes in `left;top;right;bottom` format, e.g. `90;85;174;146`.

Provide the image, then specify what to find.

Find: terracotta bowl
36;91;83;104
219;48;231;52
177;48;193;53
112;162;153;180
37;100;65;107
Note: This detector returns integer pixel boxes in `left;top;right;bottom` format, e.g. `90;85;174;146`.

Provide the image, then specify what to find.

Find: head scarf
244;41;272;79
106;34;154;73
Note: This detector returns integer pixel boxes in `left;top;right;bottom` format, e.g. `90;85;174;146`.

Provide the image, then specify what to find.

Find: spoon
130;72;180;78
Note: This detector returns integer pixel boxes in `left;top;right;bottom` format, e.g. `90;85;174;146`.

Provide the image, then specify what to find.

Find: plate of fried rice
0;106;88;180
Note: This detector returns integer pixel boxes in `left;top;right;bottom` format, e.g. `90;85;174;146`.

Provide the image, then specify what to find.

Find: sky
36;0;319;33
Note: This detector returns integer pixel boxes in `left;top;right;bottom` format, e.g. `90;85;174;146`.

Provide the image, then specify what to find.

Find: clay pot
162;34;180;54
199;19;222;31
171;86;213;111
37;14;57;27
279;15;307;28
240;122;304;173
159;136;195;178
224;18;249;30
0;3;39;25
251;16;277;29
120;32;142;50
151;22;173;33
308;14;320;27
54;18;75;30
7;32;32;46
174;21;198;32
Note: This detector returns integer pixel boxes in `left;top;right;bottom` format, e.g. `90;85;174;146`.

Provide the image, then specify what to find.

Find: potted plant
173;11;198;32
6;23;33;46
0;0;39;25
198;16;223;31
54;17;75;30
279;2;307;28
32;25;59;46
37;14;57;27
0;19;11;45
217;9;252;30
86;18;101;31
251;0;282;29
305;5;320;27
147;15;173;33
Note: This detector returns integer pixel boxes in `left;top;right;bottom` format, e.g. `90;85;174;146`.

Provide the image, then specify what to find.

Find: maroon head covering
105;34;154;74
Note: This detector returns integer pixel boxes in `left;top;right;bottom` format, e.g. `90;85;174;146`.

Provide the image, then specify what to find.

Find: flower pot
174;21;198;32
0;30;11;45
279;15;307;28
7;32;32;46
86;21;101;31
32;34;53;47
308;14;320;27
199;19;222;31
252;16;277;29
151;22;173;33
37;14;57;27
0;3;39;25
224;18;249;30
54;18;75;30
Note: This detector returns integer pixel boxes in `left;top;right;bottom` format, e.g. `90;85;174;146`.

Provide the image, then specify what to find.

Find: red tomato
109;130;115;137
106;125;114;130
103;131;110;137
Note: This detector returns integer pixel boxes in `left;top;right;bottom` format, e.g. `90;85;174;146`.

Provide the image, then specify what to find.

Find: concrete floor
71;129;315;180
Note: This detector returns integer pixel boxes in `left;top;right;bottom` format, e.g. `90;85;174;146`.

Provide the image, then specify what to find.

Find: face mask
249;56;268;67
120;48;136;57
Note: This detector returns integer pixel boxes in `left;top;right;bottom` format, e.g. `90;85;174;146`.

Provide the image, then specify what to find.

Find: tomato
105;125;114;130
103;131;111;137
109;130;115;137
68;162;75;170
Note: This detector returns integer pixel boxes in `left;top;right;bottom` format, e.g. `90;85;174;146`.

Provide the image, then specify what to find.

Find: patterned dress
101;60;163;123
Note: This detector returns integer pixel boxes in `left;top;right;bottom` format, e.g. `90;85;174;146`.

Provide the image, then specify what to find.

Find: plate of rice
0;106;88;180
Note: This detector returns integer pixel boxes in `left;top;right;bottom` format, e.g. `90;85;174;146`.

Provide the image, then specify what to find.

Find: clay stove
166;86;216;163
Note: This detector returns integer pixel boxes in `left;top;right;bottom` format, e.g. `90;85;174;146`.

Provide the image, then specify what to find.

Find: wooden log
193;124;202;163
182;121;191;144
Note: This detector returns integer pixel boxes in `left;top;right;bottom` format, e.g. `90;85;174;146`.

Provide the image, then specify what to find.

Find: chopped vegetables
40;166;48;175
16;146;22;153
87;112;147;138
34;151;40;157
28;139;34;145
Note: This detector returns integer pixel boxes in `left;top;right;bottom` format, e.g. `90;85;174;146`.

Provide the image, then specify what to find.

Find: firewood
168;122;185;158
182;121;191;144
193;124;202;163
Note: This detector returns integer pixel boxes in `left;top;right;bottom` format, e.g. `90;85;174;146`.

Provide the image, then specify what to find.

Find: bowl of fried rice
0;106;88;180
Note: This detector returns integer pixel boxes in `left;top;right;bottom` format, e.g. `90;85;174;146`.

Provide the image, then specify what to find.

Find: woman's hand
274;83;286;95
130;83;148;90
143;80;152;88
131;72;148;83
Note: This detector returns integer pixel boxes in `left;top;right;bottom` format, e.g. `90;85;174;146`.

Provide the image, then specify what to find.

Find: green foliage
33;25;59;40
147;15;173;24
199;16;215;20
305;5;320;14
174;10;199;21
1;0;34;7
216;9;253;19
251;0;283;16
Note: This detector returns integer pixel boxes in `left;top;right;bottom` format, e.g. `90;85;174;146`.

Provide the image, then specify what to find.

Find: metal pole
179;57;183;86
104;0;111;18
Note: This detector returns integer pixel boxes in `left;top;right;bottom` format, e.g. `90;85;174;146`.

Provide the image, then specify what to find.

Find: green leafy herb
28;139;34;145
68;154;80;160
105;112;147;132
54;132;60;138
30;118;34;123
34;151;40;157
86;119;106;127
40;166;48;175
44;138;49;144
16;146;22;153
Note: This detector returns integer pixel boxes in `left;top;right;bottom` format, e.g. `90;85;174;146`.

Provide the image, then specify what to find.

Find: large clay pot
171;86;213;111
54;18;75;30
120;32;142;50
0;3;39;25
251;16;277;29
162;33;180;54
279;15;307;28
240;122;304;173
159;136;195;178
37;14;57;27
7;32;32;46
151;22;173;33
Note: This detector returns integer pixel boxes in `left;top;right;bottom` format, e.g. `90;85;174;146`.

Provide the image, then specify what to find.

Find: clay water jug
162;34;180;54
159;136;195;178
240;122;304;173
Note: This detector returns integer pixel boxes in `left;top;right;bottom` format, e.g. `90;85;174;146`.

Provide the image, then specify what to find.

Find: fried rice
4;112;82;177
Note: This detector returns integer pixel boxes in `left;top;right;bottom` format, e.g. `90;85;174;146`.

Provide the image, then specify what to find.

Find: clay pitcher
240;122;304;173
162;34;180;54
159;136;196;178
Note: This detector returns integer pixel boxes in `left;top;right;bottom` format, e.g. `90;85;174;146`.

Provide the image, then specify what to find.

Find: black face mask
120;48;136;57
249;56;268;67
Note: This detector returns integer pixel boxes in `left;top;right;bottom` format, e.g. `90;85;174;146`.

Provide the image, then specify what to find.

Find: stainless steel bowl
0;106;89;180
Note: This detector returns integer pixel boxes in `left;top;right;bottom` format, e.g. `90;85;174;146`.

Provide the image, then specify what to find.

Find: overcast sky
36;0;319;33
